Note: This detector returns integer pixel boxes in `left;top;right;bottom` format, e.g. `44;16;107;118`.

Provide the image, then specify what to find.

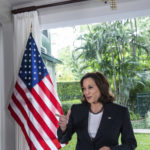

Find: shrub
62;103;73;115
62;100;81;115
130;111;141;121
57;82;82;101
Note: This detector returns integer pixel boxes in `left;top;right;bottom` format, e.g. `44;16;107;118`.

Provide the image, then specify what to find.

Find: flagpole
30;24;32;33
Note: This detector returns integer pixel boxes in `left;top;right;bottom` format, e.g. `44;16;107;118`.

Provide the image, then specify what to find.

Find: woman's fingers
55;114;61;118
56;110;71;126
56;109;71;121
56;114;66;120
57;114;67;132
59;116;67;123
56;114;68;125
56;110;71;132
99;146;110;150
66;109;71;120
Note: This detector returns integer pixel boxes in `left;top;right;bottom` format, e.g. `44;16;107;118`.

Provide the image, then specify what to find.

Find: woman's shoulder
105;102;128;112
105;102;129;119
71;103;89;112
71;102;89;108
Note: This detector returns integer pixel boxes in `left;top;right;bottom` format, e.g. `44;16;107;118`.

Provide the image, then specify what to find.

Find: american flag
8;33;64;150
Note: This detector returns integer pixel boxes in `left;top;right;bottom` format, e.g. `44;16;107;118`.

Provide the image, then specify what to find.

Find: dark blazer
57;102;137;150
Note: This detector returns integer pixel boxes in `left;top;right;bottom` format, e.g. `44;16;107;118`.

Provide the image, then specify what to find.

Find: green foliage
130;111;141;121
61;134;77;150
135;134;150;150
56;46;78;82
129;77;150;105
72;17;150;106
62;100;81;115
146;111;150;127
132;118;150;129
61;133;150;150
62;99;81;104
136;93;150;117
62;103;73;115
57;82;82;101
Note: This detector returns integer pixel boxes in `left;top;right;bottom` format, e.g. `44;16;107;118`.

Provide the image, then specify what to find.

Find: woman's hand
56;109;71;132
99;146;110;150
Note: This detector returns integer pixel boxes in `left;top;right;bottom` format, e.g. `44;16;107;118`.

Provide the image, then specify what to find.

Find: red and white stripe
8;74;64;150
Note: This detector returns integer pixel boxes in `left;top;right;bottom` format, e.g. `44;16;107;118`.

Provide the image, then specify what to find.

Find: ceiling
0;0;150;24
0;0;64;23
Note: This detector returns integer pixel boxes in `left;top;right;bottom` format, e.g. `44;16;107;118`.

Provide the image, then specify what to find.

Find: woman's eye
89;86;93;89
82;88;85;91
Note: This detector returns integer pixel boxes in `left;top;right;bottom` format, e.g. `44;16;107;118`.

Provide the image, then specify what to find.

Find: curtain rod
12;0;89;14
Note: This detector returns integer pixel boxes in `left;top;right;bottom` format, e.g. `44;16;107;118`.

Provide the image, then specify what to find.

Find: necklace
90;104;104;114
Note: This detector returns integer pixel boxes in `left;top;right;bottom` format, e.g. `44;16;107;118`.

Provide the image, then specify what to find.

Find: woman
57;72;137;150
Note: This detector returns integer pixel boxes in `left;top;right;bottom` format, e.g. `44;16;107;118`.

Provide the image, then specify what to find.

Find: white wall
1;22;16;150
0;22;4;150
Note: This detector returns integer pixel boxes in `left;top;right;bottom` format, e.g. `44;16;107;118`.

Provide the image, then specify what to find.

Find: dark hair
80;72;114;104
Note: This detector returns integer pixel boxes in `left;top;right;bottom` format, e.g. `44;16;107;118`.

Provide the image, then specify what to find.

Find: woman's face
82;77;101;104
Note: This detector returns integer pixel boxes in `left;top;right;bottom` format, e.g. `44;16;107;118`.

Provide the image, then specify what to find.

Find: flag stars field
17;33;49;89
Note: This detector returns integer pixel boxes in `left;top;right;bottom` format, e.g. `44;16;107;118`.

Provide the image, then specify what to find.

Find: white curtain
13;11;41;150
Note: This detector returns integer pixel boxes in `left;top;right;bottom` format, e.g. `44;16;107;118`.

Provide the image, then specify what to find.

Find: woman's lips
86;96;92;100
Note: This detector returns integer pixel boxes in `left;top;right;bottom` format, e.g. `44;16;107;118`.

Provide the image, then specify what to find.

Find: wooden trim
12;0;89;14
